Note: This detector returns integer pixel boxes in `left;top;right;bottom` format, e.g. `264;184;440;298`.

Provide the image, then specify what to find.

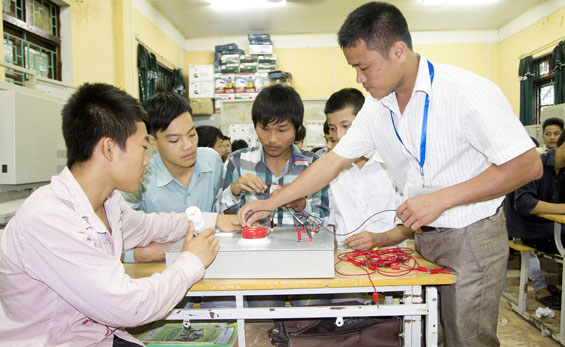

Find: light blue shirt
121;147;223;262
123;147;223;213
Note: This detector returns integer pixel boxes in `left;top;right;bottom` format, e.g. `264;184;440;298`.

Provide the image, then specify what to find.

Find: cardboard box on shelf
214;93;235;114
220;63;239;73
240;55;259;64
235;93;258;100
235;74;257;93
188;65;214;82
258;54;277;64
190;98;215;115
215;73;235;94
255;72;271;91
220;54;240;65
239;63;258;73
257;63;276;71
189;81;214;98
250;44;273;55
248;33;271;42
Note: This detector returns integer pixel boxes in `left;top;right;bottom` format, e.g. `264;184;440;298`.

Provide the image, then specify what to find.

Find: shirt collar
254;144;309;173
51;167;120;233
152;154;175;187
152;153;208;188
380;54;432;112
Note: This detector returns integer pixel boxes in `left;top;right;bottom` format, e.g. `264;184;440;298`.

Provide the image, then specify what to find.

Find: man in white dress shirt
325;88;412;249
238;2;542;346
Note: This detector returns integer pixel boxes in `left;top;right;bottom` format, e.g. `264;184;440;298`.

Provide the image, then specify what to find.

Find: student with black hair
506;131;565;309
231;139;249;152
315;120;337;157
122;92;240;263
325;88;412;250
239;3;542;345
540;117;564;152
0;83;219;345
220;84;329;227
196;125;225;158
220;136;232;162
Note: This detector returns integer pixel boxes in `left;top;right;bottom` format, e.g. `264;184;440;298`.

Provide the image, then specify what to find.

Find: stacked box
248;33;272;45
189;65;214;82
214;93;235;114
215;73;235;94
255;72;272;90
235;74;257;93
188;64;215;99
188;64;215;114
190;98;214;115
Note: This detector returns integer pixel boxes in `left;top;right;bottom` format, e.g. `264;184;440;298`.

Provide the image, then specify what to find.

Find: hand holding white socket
185;206;205;235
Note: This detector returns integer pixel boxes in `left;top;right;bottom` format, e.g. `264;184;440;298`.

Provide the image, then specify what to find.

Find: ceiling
147;0;548;39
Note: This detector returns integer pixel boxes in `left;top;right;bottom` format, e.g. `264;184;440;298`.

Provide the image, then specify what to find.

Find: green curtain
519;56;535;125
551;41;565;105
147;52;158;99
137;44;149;101
173;69;186;95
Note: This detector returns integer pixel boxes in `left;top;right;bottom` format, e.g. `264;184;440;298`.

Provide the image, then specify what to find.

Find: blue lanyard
390;61;435;180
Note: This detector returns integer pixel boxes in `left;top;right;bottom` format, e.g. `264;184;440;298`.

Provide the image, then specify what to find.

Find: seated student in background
220;84;329;228
231;139;248;152
505;131;565;308
314;120;337;157
325;88;413;250
122;92;240;263
294;124;306;149
221;136;232;162
538;117;564;153
0;83;219;345
196;125;225;157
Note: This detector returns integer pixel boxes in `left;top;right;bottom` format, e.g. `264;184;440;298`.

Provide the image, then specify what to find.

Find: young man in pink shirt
0;83;218;346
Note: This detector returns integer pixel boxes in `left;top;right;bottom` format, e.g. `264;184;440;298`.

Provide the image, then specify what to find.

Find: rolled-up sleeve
514;180;541;216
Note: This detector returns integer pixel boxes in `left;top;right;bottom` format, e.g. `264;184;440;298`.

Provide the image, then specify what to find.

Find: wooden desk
125;249;455;347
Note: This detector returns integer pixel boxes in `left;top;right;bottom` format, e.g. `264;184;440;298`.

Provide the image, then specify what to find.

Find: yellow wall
498;8;565;116
416;43;496;82
1;1;563;112
70;0;117;86
184;42;496;99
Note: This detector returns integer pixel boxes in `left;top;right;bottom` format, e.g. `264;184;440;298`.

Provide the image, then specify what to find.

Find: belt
420;226;451;233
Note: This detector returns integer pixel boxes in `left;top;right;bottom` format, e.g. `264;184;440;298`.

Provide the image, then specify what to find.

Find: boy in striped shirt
219;85;329;226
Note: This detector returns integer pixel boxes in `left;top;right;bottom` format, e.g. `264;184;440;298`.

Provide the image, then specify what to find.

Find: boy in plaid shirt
219;85;329;226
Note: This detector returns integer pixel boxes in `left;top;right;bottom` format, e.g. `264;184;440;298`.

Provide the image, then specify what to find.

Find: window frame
2;0;61;84
533;53;555;124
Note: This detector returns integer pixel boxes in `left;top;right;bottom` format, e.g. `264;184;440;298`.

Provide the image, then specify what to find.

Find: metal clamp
335;316;344;327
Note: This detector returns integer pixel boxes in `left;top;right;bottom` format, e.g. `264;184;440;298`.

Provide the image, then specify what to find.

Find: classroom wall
498;7;565;116
69;0;117;86
1;0;563;114
185;41;495;100
132;6;185;98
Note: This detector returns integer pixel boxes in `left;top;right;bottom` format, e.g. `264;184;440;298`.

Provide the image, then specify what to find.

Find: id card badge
403;184;442;201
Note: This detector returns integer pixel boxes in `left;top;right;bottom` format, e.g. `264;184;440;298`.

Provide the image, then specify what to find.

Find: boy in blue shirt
123;92;239;262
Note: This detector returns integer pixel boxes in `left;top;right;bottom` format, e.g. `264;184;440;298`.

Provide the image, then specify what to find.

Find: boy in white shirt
326;88;413;249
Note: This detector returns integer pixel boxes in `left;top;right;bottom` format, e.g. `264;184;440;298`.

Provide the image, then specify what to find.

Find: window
2;0;61;86
156;63;174;93
533;54;555;123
